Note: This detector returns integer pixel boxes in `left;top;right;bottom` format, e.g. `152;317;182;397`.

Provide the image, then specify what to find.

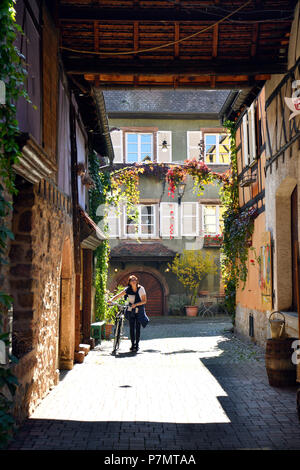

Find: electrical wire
60;0;252;57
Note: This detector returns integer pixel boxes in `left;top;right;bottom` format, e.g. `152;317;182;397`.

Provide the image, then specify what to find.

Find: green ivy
88;150;111;322
0;0;29;448
220;120;256;321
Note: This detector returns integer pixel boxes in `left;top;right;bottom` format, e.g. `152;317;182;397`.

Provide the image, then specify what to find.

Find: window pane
127;153;138;163
128;143;138;153
141;143;152;153
141;224;154;235
127;134;138;143
204;206;217;233
205;135;216;146
141;134;151;143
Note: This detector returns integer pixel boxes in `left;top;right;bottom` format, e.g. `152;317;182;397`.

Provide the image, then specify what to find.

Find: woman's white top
127;286;146;310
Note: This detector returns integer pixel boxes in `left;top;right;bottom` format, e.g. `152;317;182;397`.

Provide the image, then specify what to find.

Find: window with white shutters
181;202;198;236
160;202;178;238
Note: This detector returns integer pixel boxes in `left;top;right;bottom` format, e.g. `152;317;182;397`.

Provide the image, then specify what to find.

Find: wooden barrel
265;337;297;387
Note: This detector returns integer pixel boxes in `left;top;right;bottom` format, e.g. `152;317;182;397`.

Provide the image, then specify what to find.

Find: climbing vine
220;121;257;319
0;0;30;448
88;150;111;322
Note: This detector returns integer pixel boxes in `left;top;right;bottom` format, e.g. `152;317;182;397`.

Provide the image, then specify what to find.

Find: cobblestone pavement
7;316;300;450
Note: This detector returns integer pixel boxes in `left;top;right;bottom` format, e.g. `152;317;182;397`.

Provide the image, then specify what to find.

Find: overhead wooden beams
58;0;297;89
58;2;296;23
83;72;271;90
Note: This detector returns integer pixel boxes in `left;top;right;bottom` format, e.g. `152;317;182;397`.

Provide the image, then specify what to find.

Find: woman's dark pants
129;315;141;346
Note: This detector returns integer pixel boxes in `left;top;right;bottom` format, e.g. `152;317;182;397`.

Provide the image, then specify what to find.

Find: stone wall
9;177;74;421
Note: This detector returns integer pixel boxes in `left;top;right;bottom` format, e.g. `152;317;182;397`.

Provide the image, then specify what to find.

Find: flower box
203;234;223;247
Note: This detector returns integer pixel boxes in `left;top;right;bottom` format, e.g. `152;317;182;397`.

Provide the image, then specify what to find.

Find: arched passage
59;237;75;370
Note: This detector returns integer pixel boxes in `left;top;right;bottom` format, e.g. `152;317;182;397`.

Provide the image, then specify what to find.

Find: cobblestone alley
7;317;300;451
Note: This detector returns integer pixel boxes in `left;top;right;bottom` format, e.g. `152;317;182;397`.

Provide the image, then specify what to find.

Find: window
125;205;156;237
203;205;224;234
204;134;230;164
160;202;178;237
181;202;199;236
126;133;153;163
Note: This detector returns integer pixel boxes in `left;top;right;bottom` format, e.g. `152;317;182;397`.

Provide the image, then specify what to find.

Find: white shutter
187;131;202;160
160;202;178;237
242;114;249;167
181;202;198;236
157;131;172;162
248;103;256;163
111;129;123;163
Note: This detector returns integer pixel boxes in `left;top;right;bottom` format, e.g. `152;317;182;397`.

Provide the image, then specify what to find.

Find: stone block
79;344;90;356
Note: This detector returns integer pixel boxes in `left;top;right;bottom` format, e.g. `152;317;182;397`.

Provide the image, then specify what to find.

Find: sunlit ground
31;331;232;424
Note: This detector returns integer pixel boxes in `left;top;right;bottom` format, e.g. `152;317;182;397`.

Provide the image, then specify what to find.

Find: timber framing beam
58;5;296;23
63;57;287;77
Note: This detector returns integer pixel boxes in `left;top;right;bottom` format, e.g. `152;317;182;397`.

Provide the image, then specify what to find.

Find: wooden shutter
160;202;178;237
111;129;123;163
181;202;198;236
242;114;249;167
187;131;202;160
248;103;257;162
157;131;172;162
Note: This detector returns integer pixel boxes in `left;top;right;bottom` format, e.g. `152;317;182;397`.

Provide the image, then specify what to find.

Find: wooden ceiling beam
212;24;218;58
174;22;180;58
64;56;287;76
58;4;296;23
251;23;259;57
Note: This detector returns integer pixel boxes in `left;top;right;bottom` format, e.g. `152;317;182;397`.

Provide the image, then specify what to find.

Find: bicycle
110;302;127;355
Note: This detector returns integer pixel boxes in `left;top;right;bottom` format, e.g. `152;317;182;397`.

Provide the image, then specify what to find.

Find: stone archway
111;266;169;316
59;237;75;370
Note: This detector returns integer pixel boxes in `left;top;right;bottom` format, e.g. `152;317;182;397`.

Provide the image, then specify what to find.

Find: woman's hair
128;274;139;286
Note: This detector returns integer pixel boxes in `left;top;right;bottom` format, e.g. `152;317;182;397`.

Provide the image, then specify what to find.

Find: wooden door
119;272;163;316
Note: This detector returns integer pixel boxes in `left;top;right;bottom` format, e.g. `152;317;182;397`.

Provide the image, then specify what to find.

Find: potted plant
168;250;217;316
168;294;190;316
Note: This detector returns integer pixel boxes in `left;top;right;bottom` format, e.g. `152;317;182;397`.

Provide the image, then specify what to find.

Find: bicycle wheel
112;319;121;353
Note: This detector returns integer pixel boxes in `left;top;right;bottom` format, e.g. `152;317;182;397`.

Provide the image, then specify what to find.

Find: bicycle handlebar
108;301;126;308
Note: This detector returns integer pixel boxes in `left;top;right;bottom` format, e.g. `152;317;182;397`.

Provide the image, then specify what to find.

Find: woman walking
109;275;149;352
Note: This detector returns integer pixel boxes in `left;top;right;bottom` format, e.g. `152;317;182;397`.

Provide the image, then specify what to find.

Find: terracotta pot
185;306;198;317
